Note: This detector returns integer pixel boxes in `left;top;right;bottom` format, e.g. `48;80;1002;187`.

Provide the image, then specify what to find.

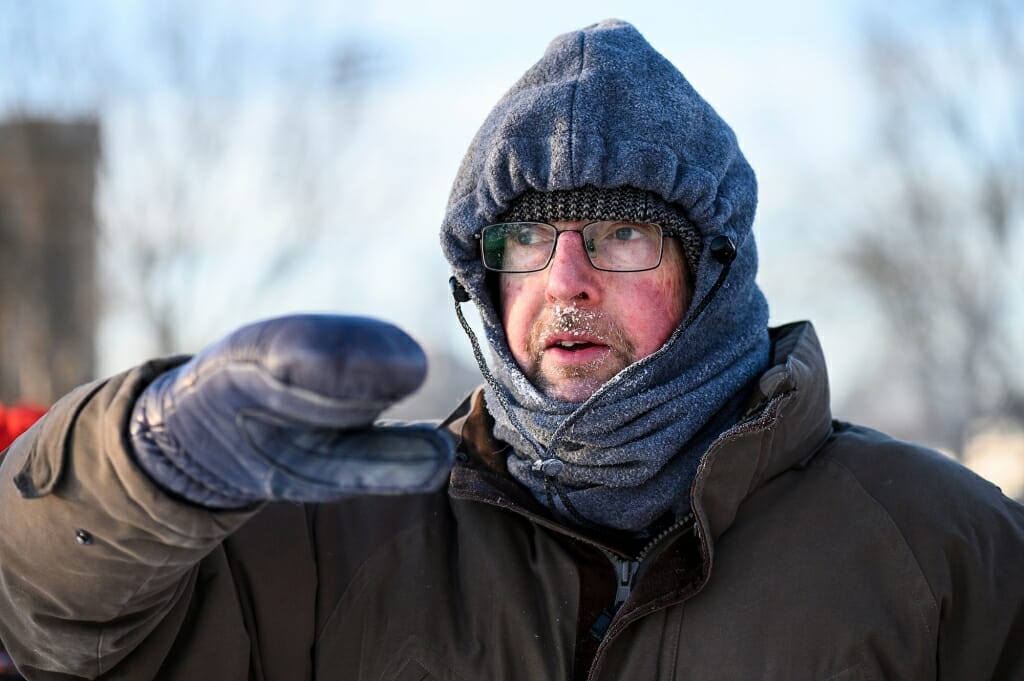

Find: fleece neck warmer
440;20;771;532
489;303;763;531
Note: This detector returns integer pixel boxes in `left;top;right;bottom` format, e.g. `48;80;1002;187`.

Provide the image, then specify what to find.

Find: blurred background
0;0;1021;502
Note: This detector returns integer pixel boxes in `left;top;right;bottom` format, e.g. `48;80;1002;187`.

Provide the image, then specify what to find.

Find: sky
252;0;876;380
0;0;973;407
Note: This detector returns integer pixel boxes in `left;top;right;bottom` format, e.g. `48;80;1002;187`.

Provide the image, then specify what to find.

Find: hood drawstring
684;235;737;329
450;277;547;463
448;234;737;523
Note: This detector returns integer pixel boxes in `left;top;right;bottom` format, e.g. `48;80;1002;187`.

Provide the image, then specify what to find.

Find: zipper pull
612;558;640;611
589;556;640;643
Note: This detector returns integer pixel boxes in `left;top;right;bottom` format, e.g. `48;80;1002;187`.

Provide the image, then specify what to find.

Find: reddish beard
522;303;636;396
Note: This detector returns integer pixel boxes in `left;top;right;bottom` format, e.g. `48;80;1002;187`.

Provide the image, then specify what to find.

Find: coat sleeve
931;474;1024;680
0;359;259;679
833;427;1024;680
900;450;1024;681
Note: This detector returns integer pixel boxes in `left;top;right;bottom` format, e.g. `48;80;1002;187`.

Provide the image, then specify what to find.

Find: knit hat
498;186;702;276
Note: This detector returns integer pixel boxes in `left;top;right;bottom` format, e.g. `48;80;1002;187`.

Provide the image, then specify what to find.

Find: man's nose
544;231;600;303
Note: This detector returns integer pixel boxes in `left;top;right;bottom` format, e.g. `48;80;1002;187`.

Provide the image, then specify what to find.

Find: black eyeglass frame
473;221;681;274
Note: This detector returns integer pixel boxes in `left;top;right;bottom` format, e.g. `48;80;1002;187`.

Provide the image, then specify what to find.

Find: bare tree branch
844;0;1024;456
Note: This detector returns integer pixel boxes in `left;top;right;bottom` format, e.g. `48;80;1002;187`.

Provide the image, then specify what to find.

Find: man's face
499;220;690;403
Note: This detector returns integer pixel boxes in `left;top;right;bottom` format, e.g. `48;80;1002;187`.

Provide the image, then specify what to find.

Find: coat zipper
607;554;640;613
588;511;695;643
582;511;697;680
634;511;695;565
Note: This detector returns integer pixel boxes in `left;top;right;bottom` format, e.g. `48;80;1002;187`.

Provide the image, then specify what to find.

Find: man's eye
515;228;546;246
613;226;641;240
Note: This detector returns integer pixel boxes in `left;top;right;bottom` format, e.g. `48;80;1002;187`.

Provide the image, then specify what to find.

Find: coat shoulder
811;421;1024;601
818;421;1020;518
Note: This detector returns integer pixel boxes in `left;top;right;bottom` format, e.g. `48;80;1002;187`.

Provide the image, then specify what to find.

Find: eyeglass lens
481;222;664;272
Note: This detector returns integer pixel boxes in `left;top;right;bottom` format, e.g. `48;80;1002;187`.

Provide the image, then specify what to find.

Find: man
1;19;1022;681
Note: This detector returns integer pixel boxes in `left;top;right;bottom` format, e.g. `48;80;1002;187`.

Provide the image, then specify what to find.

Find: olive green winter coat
1;323;1022;680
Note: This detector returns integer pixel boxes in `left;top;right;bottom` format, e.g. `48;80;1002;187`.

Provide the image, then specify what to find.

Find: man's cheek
504;310;538;370
615;283;682;355
501;281;542;357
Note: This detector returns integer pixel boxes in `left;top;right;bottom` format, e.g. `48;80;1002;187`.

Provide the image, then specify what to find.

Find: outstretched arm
0;315;453;679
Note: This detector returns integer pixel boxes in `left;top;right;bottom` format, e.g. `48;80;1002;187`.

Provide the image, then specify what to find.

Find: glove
129;315;454;508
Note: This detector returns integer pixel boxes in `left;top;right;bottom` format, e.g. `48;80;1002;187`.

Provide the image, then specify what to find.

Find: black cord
550;477;604;530
451;279;546;461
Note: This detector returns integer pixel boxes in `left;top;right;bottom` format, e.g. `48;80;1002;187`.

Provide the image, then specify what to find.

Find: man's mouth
522;306;638;397
551;339;600;351
541;336;611;366
524;303;635;374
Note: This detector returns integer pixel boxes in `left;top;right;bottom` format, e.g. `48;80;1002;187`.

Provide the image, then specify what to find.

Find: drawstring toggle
449;276;471;303
709;235;737;264
533;458;565;477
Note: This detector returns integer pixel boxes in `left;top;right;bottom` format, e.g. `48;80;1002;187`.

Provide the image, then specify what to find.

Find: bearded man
1;19;1021;681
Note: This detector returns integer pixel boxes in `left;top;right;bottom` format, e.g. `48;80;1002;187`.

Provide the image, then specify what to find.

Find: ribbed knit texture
439;19;770;531
499;186;702;275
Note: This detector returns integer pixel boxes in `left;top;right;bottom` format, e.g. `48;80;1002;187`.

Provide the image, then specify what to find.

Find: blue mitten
129;315;454;508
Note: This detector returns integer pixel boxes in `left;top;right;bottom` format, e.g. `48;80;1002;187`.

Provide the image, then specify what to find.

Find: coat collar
693;321;833;546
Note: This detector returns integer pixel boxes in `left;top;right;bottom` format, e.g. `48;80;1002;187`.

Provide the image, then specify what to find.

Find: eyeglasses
476;221;676;273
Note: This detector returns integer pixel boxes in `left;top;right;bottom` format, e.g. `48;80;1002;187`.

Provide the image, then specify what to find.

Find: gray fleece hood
440;19;771;531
